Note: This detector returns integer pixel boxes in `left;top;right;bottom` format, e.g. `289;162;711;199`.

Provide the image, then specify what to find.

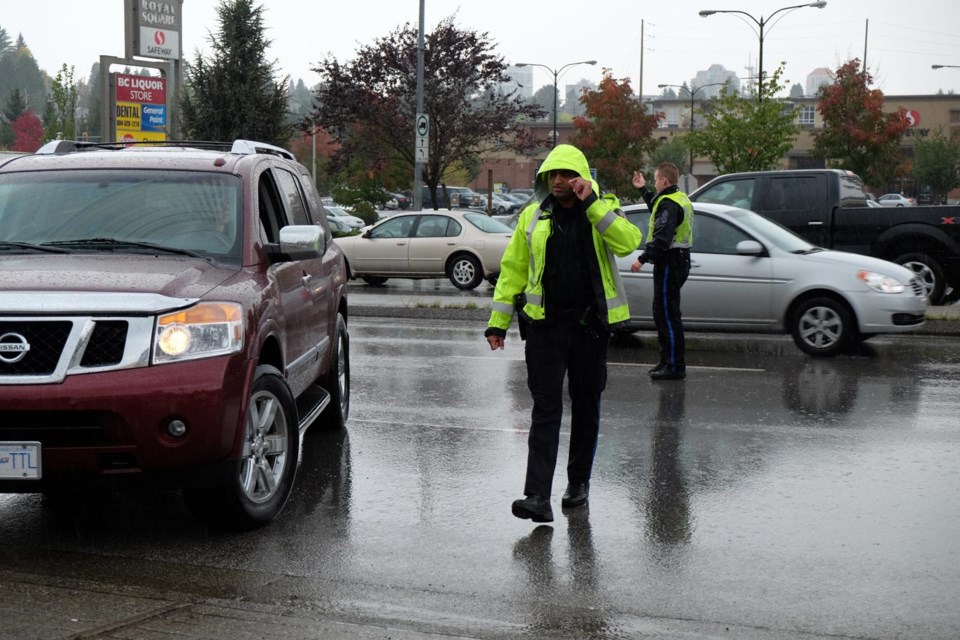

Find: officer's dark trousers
523;318;609;499
652;249;690;373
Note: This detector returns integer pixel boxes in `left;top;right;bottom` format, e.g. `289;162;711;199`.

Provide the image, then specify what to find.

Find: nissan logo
0;332;30;364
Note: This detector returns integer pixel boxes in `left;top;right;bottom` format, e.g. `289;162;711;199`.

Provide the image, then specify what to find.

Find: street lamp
515;60;597;147
658;82;727;174
932;64;960;70
699;2;826;101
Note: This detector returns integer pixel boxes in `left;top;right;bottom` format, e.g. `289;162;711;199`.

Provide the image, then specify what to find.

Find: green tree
570;71;661;196
1;88;27;147
50;64;78;140
913;127;960;201
812;59;907;187
686;65;798;174
180;0;292;145
81;63;101;141
649;136;690;175
789;83;804;98
0;34;47;113
0;26;11;55
311;16;544;209
530;84;557;122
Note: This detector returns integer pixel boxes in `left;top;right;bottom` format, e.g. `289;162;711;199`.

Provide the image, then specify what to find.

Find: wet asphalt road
1;312;959;639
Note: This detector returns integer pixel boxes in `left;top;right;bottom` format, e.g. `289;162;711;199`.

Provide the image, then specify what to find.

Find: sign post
123;0;183;137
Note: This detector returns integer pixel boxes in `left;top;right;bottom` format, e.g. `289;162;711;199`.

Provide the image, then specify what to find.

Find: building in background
502;65;532;100
805;68;833;97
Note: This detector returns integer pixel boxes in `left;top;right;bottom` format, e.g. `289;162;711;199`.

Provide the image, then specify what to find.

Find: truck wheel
790;296;854;357
184;365;298;530
894;252;945;304
448;253;483;290
318;313;350;431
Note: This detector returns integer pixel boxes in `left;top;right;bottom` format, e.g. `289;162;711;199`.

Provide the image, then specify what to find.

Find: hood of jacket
534;144;598;203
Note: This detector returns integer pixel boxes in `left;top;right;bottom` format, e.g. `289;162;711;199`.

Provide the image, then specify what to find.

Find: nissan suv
0;139;350;529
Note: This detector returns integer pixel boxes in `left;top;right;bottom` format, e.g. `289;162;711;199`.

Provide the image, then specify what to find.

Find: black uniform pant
523;318;609;499
652;250;690;373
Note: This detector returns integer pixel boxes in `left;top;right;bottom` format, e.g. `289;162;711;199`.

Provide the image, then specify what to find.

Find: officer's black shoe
512;495;554;522
561;482;590;509
648;362;666;375
650;368;686;381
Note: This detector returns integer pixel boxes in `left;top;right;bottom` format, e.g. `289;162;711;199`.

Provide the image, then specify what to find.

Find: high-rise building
806;68;833;97
502;65;533;100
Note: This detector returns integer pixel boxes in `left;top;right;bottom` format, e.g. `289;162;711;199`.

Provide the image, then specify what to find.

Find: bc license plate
0;442;42;479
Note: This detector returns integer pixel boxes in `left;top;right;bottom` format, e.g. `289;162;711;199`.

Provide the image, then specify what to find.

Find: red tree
12;111;44;152
812;59;908;186
571;71;661;196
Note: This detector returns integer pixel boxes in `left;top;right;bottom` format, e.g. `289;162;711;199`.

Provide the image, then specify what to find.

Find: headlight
154;302;244;364
857;271;905;294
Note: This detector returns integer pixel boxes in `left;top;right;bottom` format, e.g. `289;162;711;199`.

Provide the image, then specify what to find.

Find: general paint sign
126;0;182;61
115;74;167;143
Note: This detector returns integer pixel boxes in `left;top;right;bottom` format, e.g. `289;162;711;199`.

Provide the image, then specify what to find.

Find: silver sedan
619;203;927;356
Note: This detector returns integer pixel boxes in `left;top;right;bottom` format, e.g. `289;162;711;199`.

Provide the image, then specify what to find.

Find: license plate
0;442;42;479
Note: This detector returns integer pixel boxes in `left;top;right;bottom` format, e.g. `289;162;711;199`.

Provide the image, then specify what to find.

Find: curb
349;304;960;337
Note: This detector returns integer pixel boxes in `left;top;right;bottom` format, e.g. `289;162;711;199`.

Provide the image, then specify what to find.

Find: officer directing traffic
485;144;642;523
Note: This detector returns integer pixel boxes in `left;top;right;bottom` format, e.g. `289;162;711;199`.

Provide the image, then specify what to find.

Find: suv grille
80;321;128;367
0;321;72;375
0;411;108;446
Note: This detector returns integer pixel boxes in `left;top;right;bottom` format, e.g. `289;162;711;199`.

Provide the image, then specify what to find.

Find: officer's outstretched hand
632;171;645;189
487;335;505;350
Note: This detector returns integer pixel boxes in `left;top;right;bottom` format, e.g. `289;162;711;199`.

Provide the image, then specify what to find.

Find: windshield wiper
0;241;71;254
43;238;207;259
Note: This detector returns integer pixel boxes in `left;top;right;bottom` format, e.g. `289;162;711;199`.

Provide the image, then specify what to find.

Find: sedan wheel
183;365;299;529
448;253;484;290
790;296;854;357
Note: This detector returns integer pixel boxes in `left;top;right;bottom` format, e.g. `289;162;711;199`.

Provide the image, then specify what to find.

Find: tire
362;276;388;286
894;252;945;304
448;253;483;290
790;296;854;357
318;313;350;431
183;365;299;530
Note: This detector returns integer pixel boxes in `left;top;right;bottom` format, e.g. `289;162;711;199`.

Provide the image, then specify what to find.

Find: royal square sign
125;0;182;61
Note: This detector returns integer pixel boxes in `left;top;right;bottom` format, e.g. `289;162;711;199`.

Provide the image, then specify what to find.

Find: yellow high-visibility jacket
487;144;642;332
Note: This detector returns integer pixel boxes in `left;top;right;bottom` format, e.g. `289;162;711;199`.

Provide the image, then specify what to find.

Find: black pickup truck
690;169;960;304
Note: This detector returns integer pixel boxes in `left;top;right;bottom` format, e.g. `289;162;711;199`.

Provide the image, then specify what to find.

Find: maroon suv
0;139;350;529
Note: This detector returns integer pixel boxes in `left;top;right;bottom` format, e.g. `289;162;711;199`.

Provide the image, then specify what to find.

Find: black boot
512;495;554;522
561;482;590;508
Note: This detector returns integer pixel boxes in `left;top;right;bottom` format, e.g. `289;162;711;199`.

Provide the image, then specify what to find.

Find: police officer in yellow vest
631;162;693;381
485;144;642;523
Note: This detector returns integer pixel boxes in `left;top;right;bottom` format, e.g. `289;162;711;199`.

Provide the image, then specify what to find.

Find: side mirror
736;240;764;256
275;225;323;261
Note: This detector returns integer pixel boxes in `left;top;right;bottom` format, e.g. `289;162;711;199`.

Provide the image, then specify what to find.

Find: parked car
326;205;365;229
420;185;482;210
334;210;512;289
619;203;926;357
690;169;960;304
877;193;917;207
0;139;350;529
865;199;883;208
388;191;410;210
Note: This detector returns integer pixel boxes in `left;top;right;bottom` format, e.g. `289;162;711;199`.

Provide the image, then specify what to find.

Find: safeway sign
125;0;182;61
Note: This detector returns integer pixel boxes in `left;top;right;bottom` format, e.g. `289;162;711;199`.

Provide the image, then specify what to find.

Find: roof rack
35;139;294;161
231;140;295;160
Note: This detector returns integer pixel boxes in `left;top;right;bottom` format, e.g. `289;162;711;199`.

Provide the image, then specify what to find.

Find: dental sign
131;1;182;60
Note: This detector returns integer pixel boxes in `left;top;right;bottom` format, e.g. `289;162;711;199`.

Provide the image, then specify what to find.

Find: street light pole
515;60;597;147
699;2;826;101
657;82;726;175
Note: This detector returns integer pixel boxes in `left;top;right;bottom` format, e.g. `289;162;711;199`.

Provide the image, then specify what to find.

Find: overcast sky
5;0;960;99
